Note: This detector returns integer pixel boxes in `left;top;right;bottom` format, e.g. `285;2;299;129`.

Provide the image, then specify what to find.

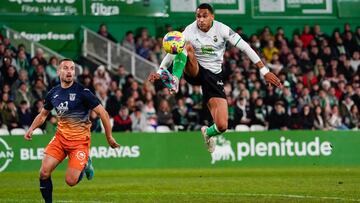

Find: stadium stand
0;23;359;134
0;128;10;136
10;128;26;135
32;128;43;135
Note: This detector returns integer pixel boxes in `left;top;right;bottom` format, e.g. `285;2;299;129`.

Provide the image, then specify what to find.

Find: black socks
40;177;52;203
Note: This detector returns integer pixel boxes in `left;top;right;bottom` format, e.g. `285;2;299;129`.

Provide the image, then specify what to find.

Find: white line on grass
0;199;114;203
2;193;360;202
105;192;360;202
57;201;114;203
237;193;360;202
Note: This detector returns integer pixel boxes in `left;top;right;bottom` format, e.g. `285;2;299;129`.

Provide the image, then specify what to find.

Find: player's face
58;61;75;84
196;9;214;32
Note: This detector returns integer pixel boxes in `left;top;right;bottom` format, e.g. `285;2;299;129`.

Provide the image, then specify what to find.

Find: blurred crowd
0;23;359;134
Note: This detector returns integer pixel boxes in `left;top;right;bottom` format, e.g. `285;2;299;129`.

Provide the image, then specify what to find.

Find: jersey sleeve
182;25;191;42
82;88;100;110
43;90;54;110
221;23;242;46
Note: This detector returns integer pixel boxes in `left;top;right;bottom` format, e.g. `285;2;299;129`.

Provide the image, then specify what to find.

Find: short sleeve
82;88;100;110
43;91;54;110
182;24;191;42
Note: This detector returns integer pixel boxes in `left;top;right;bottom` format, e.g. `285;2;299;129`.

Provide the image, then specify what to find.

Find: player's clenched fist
24;129;33;141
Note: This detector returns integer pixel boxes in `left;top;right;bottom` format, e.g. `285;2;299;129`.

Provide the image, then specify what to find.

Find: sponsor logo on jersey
56;101;69;115
201;45;215;55
69;93;76;101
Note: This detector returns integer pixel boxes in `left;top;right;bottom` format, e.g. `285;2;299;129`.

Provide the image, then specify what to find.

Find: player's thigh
207;97;228;130
40;136;66;178
67;142;89;171
184;43;199;77
65;143;89;186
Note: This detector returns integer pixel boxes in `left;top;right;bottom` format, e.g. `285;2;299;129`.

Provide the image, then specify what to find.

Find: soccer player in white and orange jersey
24;59;119;203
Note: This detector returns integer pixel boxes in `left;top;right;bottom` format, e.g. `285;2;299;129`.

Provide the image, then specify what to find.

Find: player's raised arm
24;108;50;141
228;32;282;88
93;104;120;148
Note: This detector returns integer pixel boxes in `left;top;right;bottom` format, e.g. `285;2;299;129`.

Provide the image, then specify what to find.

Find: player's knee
65;176;78;187
39;168;51;179
216;121;228;133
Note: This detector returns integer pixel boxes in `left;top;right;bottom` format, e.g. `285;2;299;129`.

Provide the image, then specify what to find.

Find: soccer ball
162;31;185;55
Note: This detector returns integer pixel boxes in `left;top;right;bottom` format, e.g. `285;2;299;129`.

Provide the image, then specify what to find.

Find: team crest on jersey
76;151;86;161
69;93;76;101
213;35;218;42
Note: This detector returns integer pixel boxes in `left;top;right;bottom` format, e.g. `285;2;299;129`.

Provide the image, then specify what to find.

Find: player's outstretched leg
173;50;188;79
202;98;228;153
160;50;187;93
184;43;199;77
159;68;179;93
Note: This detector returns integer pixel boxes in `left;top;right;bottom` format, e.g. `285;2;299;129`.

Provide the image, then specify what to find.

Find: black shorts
184;64;226;104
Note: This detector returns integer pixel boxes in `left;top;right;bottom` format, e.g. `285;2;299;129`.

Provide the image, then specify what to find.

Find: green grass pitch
0;167;360;202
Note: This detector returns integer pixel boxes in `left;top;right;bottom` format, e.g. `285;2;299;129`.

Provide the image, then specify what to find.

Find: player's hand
24;129;33;141
107;136;120;148
264;72;282;88
148;72;160;83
